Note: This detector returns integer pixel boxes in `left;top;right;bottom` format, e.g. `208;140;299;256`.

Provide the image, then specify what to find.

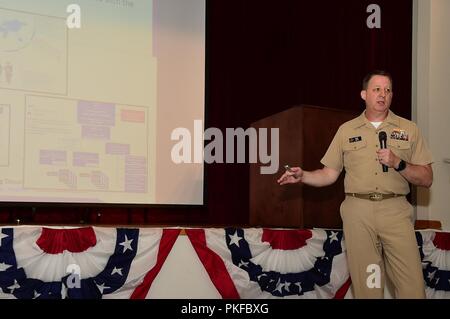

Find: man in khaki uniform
278;70;433;298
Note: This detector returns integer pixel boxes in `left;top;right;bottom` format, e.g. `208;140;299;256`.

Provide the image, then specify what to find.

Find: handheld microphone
378;131;388;172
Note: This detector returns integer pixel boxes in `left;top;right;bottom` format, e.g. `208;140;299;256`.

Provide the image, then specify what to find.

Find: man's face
360;75;393;114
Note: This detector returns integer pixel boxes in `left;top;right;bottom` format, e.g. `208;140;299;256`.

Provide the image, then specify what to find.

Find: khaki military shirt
321;111;433;194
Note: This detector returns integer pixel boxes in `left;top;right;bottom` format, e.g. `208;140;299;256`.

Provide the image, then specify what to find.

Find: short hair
362;70;393;90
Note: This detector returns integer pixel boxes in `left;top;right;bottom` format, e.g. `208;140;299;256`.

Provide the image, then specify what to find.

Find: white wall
413;0;450;230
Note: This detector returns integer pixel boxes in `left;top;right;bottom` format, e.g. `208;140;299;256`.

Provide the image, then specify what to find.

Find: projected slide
0;0;205;204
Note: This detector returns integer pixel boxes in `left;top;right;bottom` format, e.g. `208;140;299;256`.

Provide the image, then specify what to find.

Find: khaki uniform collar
352;110;401;129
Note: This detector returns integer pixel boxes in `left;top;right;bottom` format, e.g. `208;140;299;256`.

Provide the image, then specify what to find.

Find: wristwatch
395;159;407;172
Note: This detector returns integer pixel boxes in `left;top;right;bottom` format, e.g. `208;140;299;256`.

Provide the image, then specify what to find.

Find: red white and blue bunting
0;226;449;299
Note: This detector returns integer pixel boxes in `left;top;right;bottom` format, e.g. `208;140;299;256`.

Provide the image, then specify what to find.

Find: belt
345;192;405;201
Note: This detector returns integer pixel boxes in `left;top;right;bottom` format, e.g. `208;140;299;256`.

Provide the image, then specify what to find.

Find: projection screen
0;0;205;205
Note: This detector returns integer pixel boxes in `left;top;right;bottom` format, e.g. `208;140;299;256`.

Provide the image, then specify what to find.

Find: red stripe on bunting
333;277;351;299
186;229;240;299
130;229;181;299
36;227;97;254
433;232;450;251
262;229;312;250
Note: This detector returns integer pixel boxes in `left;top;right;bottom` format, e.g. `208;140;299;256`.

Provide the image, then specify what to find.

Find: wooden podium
250;105;359;229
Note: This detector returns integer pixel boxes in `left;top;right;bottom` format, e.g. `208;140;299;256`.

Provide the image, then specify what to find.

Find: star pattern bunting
1;227;449;299
224;228;346;297
0;227;179;299
416;231;450;297
186;228;351;299
0;228;138;299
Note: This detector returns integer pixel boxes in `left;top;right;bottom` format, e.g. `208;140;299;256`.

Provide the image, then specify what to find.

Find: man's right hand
277;167;303;185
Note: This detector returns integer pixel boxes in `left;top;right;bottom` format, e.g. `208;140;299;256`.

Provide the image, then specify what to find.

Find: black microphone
378;131;388;172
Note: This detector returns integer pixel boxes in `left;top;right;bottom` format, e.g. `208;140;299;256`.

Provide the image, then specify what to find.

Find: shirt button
376;187;379;190
376;144;379;147
375;173;378;175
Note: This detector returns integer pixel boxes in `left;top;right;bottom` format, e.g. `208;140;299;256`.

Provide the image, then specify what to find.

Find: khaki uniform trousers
340;195;425;299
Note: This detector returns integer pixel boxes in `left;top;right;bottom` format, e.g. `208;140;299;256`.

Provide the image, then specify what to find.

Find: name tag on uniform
349;136;362;143
390;129;409;141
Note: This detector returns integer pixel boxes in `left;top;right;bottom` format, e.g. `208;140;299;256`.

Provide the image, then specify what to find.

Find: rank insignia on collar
390;129;409;141
349;136;362;143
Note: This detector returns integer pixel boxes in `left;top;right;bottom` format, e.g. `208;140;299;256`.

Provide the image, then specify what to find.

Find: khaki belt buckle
369;193;383;201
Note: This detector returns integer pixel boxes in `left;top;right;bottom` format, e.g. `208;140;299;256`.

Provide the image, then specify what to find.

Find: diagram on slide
0;8;67;94
23;95;152;196
0;104;10;166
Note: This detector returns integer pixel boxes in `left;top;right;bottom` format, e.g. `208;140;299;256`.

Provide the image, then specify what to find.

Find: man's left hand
377;149;401;169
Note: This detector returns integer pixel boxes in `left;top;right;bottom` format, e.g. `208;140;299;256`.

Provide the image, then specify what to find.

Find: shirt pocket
343;140;367;151
343;139;368;167
387;139;412;160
